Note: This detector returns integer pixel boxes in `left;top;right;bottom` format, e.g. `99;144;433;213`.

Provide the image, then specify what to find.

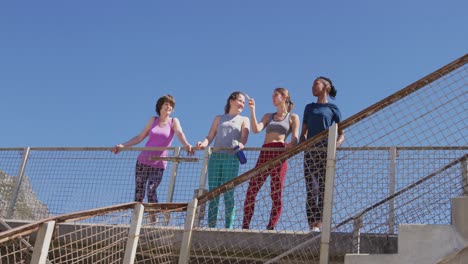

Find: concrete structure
345;197;468;264
2;220;396;263
3;197;466;263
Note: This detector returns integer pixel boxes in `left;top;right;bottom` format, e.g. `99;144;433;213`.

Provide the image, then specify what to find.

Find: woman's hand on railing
196;141;207;150
186;145;195;156
111;144;124;154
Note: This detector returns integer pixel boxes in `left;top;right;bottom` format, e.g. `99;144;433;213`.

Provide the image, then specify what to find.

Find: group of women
112;76;344;231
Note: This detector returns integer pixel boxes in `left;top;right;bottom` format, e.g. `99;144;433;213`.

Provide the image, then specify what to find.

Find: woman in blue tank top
300;77;345;232
196;92;250;228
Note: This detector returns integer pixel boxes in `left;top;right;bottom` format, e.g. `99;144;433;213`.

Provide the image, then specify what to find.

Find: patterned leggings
134;162;164;203
304;150;327;226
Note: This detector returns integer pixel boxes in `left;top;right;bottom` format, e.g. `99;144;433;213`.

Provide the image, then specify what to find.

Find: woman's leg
147;168;164;203
134;162;151;202
242;172;267;229
304;151;326;229
207;154;222;228
315;151;327;227
222;155;240;229
242;147;271;229
304;151;316;228
267;159;287;230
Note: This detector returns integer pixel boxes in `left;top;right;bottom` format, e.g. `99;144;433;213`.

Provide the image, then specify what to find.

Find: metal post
388;147;397;234
123;203;144;264
179;198;198;264
319;124;338;264
166;147;181;203
462;158;468;196
194;147;211;227
7;147;31;218
31;221;55;264
164;147;181;224
352;216;363;254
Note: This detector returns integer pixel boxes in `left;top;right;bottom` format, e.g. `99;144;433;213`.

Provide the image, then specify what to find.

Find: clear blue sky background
1;0;466;148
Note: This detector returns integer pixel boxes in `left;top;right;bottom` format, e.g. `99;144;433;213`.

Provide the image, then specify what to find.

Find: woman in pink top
112;94;193;203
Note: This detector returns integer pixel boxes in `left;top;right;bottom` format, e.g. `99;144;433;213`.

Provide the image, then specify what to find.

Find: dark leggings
243;142;287;230
304;150;327;226
134;162;164;203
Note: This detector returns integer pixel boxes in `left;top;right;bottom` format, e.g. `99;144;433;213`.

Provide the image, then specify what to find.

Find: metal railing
1;54;466;263
1;145;466;228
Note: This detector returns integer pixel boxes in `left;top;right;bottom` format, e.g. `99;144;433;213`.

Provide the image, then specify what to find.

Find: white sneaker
311;227;321;232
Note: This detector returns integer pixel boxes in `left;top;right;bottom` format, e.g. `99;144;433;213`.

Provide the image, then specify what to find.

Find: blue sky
1;0;466;148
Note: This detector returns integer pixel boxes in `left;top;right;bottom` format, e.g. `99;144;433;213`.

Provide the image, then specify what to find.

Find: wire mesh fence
0;203;190;264
135;204;188;264
0;54;466;263
0;147;200;219
47;210;133;263
0;235;34;264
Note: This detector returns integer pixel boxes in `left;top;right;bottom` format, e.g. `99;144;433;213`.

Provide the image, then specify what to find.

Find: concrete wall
345;197;468;264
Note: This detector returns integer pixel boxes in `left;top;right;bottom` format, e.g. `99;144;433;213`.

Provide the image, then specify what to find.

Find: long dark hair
318;76;337;99
224;91;242;114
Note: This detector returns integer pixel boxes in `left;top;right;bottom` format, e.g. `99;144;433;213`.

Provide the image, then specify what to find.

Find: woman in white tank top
196;92;250;229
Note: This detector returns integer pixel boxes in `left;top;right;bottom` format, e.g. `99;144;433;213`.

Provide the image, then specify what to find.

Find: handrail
197;144;467;204
339;54;467;131
150;157;199;162
0;202;188;243
2;146;466;152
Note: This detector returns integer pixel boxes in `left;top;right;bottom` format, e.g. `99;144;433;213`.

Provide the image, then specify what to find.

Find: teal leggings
207;153;240;228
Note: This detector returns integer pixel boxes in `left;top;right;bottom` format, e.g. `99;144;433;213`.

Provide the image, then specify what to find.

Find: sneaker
311;227;321;232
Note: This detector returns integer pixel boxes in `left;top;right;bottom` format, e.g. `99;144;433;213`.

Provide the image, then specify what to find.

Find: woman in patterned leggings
112;95;193;205
300;77;345;232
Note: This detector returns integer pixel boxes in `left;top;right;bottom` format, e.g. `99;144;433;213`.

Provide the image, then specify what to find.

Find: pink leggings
242;142;287;230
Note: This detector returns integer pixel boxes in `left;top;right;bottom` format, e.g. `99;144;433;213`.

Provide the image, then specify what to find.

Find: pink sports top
137;117;175;169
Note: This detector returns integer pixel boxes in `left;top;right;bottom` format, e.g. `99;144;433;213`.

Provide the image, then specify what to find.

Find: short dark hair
155;94;175;115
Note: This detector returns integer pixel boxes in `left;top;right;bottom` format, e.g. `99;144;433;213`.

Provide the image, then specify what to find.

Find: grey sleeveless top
213;114;244;153
265;112;291;137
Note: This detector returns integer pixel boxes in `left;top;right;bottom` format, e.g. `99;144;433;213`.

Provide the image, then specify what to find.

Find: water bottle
232;140;247;164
